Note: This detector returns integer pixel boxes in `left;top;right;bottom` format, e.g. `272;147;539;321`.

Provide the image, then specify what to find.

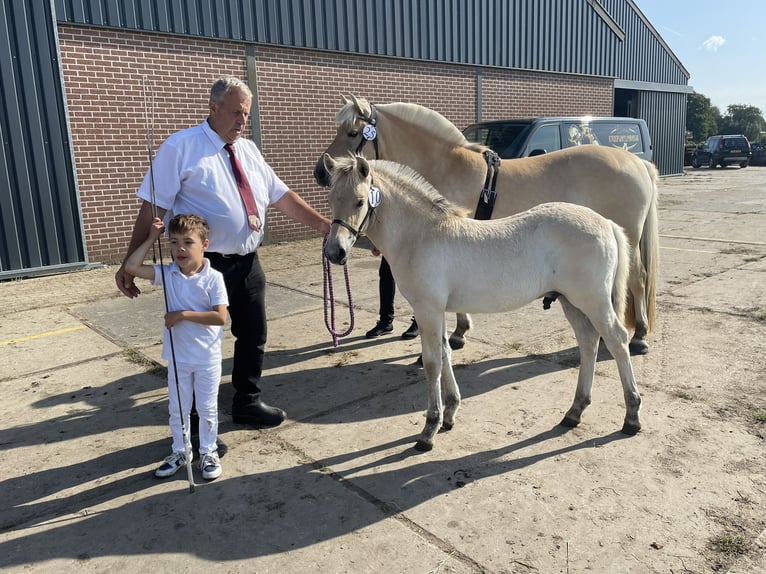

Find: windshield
463;123;531;158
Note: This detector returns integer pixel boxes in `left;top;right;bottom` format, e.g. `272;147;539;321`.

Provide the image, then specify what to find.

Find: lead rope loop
322;238;355;347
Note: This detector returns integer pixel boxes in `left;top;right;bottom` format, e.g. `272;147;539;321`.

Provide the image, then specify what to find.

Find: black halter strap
354;105;380;159
473;149;501;220
331;181;378;238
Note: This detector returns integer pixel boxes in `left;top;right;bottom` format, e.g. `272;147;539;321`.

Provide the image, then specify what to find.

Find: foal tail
611;222;631;323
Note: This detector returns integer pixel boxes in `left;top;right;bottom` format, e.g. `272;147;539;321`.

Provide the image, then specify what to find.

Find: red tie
224;143;262;231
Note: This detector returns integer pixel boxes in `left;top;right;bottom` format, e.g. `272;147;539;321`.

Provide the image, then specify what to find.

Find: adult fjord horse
314;96;659;355
322;155;642;451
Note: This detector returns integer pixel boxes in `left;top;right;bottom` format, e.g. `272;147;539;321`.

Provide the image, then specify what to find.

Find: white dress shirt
138;120;289;255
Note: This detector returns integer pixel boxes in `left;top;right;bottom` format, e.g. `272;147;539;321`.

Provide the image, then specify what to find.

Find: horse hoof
414;439;434;452
621;422;641;435
559;416;580;428
441;421;454;431
629;340;649;355
448;337;465;350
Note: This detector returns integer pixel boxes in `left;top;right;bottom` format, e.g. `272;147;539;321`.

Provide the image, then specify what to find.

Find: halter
331;181;380;238
354;105;379;159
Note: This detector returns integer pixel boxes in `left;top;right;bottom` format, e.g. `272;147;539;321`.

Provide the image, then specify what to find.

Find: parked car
691;135;751;168
749;143;766;166
462;116;653;162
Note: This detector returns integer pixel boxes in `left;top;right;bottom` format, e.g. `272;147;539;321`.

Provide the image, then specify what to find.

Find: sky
632;1;766;115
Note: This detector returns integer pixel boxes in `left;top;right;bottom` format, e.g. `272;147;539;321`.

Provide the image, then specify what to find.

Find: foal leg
588;308;642;435
627;245;650;355
448;312;472;350
559;298;600;428
416;312;447;451
440;335;461;431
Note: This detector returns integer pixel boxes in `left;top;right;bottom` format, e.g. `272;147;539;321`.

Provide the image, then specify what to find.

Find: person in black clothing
365;255;420;340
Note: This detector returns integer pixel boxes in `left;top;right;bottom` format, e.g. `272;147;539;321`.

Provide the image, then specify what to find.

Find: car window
722;138;747;150
464;124;528;158
562;122;644;154
523;124;560;156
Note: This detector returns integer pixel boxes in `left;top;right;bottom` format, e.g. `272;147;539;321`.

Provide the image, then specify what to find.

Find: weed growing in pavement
708;534;747;556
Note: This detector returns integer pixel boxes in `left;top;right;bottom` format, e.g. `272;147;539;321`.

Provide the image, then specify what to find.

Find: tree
685;93;718;142
718;104;765;142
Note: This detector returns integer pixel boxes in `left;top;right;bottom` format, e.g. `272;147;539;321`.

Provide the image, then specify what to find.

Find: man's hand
116;265;141;298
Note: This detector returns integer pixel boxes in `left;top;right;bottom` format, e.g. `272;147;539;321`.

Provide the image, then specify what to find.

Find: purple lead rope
322;239;355;347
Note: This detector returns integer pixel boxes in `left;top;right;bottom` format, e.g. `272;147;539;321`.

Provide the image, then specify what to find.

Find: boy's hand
164;310;184;328
148;218;165;241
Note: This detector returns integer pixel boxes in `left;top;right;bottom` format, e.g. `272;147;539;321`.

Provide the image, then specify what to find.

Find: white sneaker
199;452;222;480
155;451;187;478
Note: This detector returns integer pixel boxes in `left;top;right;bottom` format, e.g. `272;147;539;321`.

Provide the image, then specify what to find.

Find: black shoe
365;321;394;338
401;317;419;339
232;399;286;427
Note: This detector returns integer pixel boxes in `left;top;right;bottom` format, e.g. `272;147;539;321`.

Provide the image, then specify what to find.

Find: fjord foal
314;96;659;355
323;155;642;451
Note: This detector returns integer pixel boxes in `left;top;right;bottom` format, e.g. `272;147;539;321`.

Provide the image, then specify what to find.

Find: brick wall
481;68;614;119
58;25;613;263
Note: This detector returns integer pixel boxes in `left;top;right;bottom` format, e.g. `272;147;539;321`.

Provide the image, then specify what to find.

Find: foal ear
323;153;337;174
340;94;351;105
356;156;370;179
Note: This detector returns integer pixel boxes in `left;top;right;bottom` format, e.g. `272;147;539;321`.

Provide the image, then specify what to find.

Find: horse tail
639;160;659;332
611;222;631;325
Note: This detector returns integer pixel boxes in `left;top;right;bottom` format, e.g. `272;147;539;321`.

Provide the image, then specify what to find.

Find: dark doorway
614;88;639;117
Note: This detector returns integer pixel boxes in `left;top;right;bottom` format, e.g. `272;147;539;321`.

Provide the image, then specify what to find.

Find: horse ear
350;94;362;112
341;94;351;105
323;153;337;174
356;156;370;179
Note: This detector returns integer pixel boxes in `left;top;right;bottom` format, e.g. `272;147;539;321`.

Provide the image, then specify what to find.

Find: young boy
125;214;228;481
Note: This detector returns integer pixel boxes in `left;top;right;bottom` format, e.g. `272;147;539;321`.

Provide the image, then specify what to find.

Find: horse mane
330;155;470;221
337;96;475;151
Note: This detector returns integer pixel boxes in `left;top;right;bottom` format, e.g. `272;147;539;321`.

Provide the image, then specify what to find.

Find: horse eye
349;130;359;137
356;199;364;208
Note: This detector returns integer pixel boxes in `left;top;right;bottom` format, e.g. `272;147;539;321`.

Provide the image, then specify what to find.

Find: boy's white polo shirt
152;259;228;366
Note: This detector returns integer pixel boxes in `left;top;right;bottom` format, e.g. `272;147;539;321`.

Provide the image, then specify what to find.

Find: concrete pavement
1;166;765;573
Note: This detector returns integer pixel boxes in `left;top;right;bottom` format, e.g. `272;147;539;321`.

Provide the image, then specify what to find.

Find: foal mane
331;155;470;221
337;96;482;152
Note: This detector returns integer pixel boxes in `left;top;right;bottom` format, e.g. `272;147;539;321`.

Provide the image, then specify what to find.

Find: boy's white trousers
167;361;220;456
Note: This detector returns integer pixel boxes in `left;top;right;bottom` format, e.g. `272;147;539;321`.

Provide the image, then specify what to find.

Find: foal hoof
559;416;580;428
448;336;465;350
414;439;434;452
621;422;642;436
629;339;649;355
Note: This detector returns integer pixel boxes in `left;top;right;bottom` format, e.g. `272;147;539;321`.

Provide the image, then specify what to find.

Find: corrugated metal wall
54;0;625;77
1;0;86;279
639;89;688;176
611;0;689;85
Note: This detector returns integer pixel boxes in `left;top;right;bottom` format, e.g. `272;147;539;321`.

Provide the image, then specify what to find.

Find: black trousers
207;251;267;407
378;257;396;323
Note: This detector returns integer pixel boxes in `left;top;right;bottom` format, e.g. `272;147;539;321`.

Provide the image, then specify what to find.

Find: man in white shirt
117;76;331;427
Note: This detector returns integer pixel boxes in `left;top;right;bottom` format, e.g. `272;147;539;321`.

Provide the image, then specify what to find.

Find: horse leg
627;246;650;355
584;306;642;435
448;313;472;350
440;335;461;431
559;298;599;428
415;312;447;451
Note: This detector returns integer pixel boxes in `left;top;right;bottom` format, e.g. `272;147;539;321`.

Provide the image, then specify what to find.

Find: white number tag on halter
368;186;382;207
362;124;377;141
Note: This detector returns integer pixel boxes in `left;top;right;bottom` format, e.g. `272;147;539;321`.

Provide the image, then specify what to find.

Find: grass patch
708;534;747;556
752;412;766;424
123;347;165;377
